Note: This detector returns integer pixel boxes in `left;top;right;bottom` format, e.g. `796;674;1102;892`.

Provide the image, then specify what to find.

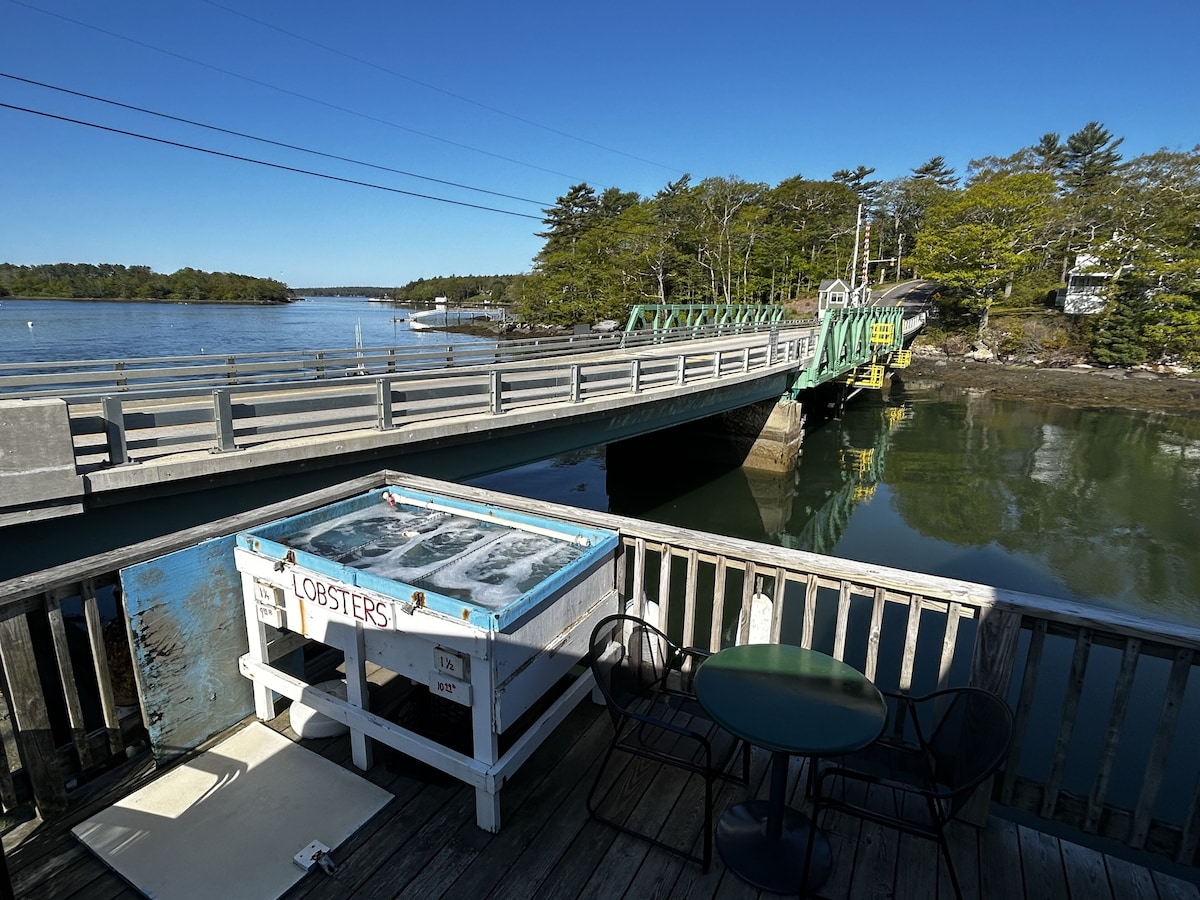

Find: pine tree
911;156;959;188
1062;122;1124;194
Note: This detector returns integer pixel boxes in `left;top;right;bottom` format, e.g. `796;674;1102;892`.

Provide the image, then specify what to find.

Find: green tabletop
694;643;886;756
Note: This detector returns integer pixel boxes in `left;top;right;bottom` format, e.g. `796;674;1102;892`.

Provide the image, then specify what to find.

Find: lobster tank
234;485;619;831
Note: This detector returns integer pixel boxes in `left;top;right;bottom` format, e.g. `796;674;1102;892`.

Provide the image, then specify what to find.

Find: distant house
1056;254;1114;315
818;278;854;314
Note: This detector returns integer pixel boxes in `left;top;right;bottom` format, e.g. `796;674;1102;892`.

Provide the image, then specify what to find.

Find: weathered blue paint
237;487;619;632
120;535;253;761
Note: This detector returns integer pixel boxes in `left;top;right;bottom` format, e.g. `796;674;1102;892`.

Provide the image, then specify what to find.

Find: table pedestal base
714;799;831;894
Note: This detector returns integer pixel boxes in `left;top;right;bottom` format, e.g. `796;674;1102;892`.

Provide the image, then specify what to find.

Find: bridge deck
10;701;1197;900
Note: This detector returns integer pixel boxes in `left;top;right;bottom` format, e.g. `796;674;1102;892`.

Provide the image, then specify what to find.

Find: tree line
0;263;290;304
512;123;1199;367
388;274;518;305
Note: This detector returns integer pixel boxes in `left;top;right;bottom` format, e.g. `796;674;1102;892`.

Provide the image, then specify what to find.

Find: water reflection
472;389;1200;626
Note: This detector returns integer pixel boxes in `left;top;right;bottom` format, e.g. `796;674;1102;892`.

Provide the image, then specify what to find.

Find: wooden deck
7;698;1200;900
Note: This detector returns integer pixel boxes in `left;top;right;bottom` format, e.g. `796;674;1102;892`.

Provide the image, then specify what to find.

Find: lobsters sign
288;567;396;630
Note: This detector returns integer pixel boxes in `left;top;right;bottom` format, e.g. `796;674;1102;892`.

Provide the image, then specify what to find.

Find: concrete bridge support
741;399;804;473
0;399;84;527
604;397;806;508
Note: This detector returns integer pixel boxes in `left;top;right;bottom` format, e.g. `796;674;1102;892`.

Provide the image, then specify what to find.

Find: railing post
677;355;686;386
315;352;326;379
376;378;394;429
101;396;129;466
0;612;68;816
570;364;581;403
489;371;502;413
225;356;238;386
114;360;127;391
630;359;641;394
712;351;722;379
742;347;750;372
963;606;1023;825
447;345;455;368
211;389;237;452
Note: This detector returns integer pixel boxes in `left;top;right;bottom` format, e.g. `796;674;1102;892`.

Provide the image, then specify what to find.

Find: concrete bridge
0;303;924;575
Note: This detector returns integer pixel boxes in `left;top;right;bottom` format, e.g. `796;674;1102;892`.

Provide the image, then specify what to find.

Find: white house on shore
1056;254;1114;315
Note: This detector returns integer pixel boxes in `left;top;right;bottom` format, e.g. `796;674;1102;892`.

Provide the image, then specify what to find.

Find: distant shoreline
2;295;294;306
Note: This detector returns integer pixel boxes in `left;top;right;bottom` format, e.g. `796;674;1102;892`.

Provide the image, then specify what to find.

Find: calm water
0;296;488;364
474;384;1200;626
4;297;1198;624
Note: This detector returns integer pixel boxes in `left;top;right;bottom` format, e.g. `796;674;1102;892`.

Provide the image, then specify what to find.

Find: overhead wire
0;72;553;207
6;0;598;185
199;0;684;177
0;102;545;220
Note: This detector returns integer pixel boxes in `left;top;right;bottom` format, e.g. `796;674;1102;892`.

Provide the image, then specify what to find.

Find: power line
200;0;683;176
6;0;595;185
1;72;552;207
0;102;544;220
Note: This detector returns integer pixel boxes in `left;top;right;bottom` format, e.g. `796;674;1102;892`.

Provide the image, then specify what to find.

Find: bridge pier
741;398;804;473
605;397;805;500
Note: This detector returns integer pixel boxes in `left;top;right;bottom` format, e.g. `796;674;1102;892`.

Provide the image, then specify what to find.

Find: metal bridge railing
0;319;816;403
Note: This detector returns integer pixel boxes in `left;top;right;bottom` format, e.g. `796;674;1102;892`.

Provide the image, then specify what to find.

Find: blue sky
2;0;1197;287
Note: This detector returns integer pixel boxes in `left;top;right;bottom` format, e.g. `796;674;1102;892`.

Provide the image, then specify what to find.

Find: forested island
291;286;390;298
0;263;289;304
387;274;519;305
506;123;1199;368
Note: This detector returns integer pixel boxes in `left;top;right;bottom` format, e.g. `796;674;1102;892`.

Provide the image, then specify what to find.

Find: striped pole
861;221;871;294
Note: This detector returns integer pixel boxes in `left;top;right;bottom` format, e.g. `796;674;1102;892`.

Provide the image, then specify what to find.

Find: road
870;278;938;311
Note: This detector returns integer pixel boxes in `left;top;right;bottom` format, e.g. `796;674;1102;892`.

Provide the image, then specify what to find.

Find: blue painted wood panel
120;535;252;761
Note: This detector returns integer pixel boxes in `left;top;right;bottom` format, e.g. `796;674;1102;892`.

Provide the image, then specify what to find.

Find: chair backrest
917;687;1014;814
588;614;678;726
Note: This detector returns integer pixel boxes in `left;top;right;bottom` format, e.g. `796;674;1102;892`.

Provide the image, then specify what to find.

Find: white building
818;278;854;315
1056;254;1113;315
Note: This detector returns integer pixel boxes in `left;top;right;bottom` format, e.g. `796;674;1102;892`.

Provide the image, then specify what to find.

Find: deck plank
1153;870;1200;900
1059;839;1112;900
1017;823;1069;900
977;816;1021;899
7;704;1200;900
1104;855;1160;900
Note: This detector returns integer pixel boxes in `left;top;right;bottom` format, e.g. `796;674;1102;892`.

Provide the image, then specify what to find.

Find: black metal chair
586;613;750;872
805;687;1014;899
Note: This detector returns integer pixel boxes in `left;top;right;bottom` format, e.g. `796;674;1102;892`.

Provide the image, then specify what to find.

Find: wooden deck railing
1;470;1195;874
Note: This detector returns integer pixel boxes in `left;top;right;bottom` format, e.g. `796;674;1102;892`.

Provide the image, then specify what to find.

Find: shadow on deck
6;700;1200;900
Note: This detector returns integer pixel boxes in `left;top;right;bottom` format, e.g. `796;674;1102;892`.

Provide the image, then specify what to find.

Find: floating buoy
27;321;33;327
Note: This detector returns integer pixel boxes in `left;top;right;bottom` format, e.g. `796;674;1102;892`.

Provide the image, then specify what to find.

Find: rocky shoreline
897;351;1200;416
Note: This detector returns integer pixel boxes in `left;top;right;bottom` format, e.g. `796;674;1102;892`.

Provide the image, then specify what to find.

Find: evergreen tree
1090;279;1149;364
1062;122;1124;194
536;184;601;258
832;165;882;211
1034;133;1066;174
911;155;959;188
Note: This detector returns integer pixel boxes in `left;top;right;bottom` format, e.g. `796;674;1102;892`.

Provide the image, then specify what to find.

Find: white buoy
27;321;33;327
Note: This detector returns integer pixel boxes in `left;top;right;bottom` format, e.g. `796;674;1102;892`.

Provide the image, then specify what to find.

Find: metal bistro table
693;643;887;894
